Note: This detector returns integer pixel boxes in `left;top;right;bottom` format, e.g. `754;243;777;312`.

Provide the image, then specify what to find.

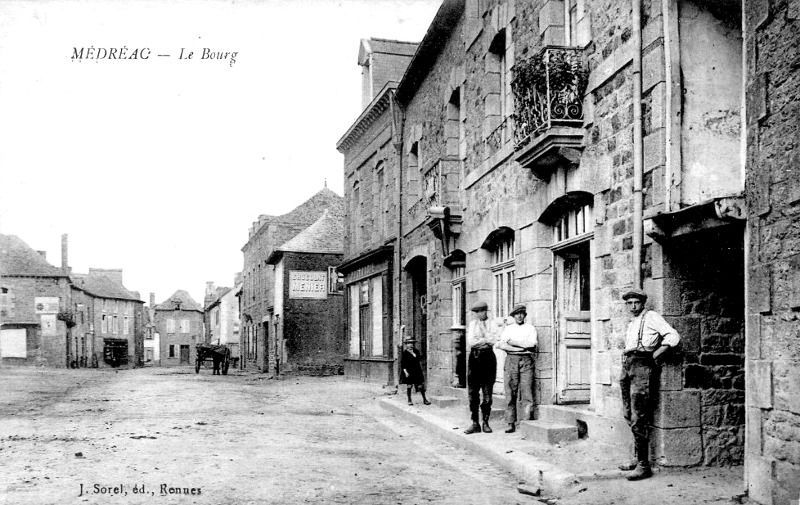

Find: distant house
266;210;345;375
70;268;144;368
204;278;241;363
0;234;72;367
153;290;204;366
143;293;159;365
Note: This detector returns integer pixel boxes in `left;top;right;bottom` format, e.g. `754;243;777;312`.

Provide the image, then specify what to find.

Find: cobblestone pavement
0;367;544;505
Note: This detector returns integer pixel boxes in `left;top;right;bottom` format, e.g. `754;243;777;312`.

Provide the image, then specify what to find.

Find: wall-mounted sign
41;314;58;336
289;271;327;299
35;297;60;314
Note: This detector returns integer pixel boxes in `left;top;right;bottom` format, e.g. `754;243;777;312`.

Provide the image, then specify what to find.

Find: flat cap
403;337;416;343
471;301;488;312
622;288;648;301
509;304;527;316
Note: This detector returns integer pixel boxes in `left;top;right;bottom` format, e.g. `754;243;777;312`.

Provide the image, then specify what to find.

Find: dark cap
471;301;488;312
622;288;648;302
509;304;527;316
403;337;416;344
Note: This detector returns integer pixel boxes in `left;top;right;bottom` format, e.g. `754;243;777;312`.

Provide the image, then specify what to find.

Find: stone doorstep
379;397;581;495
519;420;579;445
428;394;507;421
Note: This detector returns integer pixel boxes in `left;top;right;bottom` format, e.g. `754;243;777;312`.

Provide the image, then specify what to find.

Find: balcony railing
422;157;461;209
512;46;588;151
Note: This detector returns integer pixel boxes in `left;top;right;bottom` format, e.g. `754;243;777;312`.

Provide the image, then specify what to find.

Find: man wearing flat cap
463;301;501;434
619;288;680;481
495;304;538;433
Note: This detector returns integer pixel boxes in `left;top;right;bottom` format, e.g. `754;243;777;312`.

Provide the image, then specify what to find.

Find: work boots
482;415;492;433
626;463;653;481
464;421;482;435
626;439;652;480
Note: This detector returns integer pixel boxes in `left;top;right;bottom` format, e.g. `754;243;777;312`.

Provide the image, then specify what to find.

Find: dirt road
0;367;539;505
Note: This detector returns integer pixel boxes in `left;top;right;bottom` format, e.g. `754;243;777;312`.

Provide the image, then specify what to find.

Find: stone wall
744;0;800;503
281;253;345;375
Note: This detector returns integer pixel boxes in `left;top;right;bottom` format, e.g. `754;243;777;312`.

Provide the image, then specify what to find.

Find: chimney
205;281;214;296
61;234;69;273
149;292;156;309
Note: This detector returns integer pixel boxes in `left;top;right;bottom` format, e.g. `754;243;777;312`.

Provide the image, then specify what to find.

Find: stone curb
379;398;581;494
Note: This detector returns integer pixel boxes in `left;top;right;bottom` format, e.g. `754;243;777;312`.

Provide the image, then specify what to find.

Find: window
213;307;220;326
554;202;593;243
348;276;385;358
407;141;421;203
451;266;467;327
375;161;385;238
101;314;108;333
492;235;516;318
112;315;118;334
123;316;130;335
166;318;175;334
0;287;14;319
353;180;361;246
169;345;175;358
565;0;579;46
180;319;190;333
488;30;512;145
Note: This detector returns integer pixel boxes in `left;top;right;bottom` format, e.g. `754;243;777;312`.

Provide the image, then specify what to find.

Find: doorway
554;239;591;403
179;344;190;364
407;257;428;378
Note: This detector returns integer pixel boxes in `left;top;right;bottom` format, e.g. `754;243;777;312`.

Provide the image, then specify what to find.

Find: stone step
427;395;461;407
519;420;579;445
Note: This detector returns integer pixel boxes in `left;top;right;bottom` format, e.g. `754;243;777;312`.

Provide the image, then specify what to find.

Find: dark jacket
400;349;424;385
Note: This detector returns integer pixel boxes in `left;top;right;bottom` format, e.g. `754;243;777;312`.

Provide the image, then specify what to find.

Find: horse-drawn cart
195;343;231;375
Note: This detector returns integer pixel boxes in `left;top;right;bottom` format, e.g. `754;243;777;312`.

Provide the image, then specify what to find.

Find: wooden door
554;240;591;403
179;345;190;364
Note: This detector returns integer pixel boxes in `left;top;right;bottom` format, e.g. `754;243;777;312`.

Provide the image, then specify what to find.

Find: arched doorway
542;192;593;404
405;256;428;379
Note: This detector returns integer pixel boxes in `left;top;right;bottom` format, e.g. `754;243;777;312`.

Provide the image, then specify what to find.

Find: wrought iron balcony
512;46;588;175
422;156;461;210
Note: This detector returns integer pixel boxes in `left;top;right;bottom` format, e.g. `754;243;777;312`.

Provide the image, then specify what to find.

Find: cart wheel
195;358;201;374
222;353;230;375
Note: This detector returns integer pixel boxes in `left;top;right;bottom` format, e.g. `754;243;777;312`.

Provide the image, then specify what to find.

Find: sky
0;0;441;305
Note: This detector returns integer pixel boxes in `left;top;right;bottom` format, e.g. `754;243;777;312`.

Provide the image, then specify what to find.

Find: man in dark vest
463;301;500;434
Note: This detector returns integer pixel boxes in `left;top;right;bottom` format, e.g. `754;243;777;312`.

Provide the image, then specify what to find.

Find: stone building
339;0;790;494
152;290;205;366
71;268;145;368
265;210;345;375
336;38;418;383
0;234;72;367
0;234;144;369
743;0;800;503
240;187;343;374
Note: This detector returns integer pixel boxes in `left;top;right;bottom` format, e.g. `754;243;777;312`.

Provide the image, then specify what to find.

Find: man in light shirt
619;288;680;481
464;301;500;434
495;304;537;433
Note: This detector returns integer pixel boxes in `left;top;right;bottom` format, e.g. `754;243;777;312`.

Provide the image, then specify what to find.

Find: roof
204;286;232;309
154;290;203;312
266;210;344;264
0;234;68;278
395;0;464;106
278;187;344;223
72;273;143;302
243;187;344;250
